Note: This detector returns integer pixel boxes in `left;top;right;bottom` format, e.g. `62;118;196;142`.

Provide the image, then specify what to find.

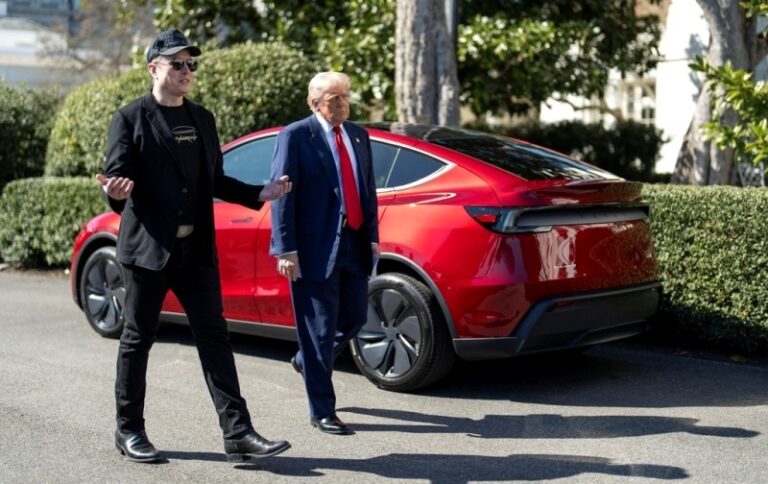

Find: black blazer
104;93;265;270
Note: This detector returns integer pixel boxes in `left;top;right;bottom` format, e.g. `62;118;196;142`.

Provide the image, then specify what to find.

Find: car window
371;141;399;189
426;129;617;181
386;147;445;188
222;136;276;185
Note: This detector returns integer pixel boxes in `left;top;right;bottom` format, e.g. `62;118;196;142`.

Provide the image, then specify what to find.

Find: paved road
0;270;766;483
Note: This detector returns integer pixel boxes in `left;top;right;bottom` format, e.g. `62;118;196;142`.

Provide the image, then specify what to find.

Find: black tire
79;246;126;338
350;273;456;392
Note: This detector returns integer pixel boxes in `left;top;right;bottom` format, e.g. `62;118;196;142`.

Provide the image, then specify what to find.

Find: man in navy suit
270;72;380;435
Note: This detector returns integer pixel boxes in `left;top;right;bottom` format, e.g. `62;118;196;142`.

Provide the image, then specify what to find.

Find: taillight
465;204;649;234
464;206;500;228
465;206;541;234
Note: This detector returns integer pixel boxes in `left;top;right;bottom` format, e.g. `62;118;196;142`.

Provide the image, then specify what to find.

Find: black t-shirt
158;103;203;225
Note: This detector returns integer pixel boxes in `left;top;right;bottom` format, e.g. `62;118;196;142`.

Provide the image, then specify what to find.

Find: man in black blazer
270;72;379;435
97;29;292;464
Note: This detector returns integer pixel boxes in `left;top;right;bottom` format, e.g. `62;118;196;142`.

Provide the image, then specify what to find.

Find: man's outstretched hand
258;175;292;202
96;174;133;200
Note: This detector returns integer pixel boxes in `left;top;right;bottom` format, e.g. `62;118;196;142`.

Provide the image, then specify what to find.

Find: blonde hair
307;72;350;111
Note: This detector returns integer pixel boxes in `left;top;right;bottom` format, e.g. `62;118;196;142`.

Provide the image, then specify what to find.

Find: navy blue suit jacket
269;115;379;281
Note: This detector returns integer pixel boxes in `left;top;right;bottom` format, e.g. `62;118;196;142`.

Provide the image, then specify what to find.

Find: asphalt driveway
0;270;766;483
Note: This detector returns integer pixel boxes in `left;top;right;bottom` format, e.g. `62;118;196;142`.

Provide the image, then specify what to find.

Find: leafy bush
45;68;148;177
193;41;318;144
0;177;105;267
0;81;63;192
473;120;667;183
643;184;768;354
46;42;316;177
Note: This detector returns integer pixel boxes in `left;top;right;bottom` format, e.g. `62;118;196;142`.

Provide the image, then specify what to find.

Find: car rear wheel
350;273;455;392
80;246;125;339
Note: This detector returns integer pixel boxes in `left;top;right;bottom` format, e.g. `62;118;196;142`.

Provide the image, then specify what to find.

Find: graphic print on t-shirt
172;126;198;144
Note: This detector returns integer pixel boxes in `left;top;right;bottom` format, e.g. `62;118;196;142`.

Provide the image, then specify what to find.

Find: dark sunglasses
162;59;199;72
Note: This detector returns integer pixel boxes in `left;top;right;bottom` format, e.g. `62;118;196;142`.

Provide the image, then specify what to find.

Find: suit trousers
115;235;252;438
291;227;369;419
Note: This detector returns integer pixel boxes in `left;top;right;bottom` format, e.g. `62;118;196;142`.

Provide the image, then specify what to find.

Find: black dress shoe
115;430;164;463
290;356;303;376
224;430;291;463
310;413;354;435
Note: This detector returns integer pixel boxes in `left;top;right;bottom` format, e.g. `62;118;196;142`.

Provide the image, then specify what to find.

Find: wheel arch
73;234;117;308
376;253;457;340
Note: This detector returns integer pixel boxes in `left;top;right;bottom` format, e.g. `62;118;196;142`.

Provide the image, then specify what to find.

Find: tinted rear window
387;148;444;188
426;129;617;181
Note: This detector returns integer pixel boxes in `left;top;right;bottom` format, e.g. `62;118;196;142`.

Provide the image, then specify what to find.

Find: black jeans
115;237;251;438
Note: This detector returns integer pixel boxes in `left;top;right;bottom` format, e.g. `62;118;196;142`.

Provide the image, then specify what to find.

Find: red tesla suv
70;123;661;391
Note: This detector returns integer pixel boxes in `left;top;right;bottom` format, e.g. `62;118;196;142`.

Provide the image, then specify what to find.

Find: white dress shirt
314;111;361;215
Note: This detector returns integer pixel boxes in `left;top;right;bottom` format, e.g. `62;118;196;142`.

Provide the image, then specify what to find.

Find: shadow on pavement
162;450;225;462
426;345;768;408
336;407;759;439
155;324;768;409
234;453;688;481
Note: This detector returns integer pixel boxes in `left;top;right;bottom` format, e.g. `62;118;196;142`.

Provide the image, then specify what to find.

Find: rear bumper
453;281;661;361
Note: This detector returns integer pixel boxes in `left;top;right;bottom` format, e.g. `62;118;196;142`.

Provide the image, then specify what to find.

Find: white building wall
655;0;709;173
540;0;711;175
0;17;93;90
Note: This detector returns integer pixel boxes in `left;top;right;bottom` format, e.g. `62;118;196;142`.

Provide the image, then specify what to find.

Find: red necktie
333;125;363;230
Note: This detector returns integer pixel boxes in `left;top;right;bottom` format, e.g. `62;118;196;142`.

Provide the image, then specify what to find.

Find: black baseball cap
146;29;201;63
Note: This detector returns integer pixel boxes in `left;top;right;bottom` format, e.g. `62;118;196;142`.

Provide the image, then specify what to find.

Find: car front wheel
350;273;455;392
79;246;125;338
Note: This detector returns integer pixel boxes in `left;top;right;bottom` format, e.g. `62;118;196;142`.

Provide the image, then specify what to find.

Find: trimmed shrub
0;177;106;267
194;41;318;144
45;42;316;177
45;68;148;177
472;120;667;183
0;81;63;192
643;184;768;354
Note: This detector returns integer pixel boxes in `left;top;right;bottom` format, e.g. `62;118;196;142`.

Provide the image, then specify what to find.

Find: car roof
222;122;617;183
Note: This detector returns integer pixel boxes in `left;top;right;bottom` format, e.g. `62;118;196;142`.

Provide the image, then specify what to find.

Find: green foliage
45;68;149;177
138;0;661;118
151;0;394;117
0;177;106;267
313;0;396;117
0;81;63;192
643;184;768;354
152;1;332;48
473;120;666;182
193;42;317;144
45;42;315;177
152;0;264;45
742;0;768;17
458;0;661;115
690;57;768;168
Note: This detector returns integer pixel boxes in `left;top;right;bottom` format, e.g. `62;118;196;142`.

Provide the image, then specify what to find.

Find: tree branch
549;95;625;122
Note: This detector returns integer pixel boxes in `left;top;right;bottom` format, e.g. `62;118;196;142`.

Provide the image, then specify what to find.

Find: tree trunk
673;0;757;185
395;0;460;126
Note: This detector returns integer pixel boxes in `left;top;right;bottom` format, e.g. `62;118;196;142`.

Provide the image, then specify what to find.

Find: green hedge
644;184;768;354
0;81;63;192
193;41;318;145
472;120;668;183
1;178;766;356
46;42;316;177
0;177;105;267
45;68;148;177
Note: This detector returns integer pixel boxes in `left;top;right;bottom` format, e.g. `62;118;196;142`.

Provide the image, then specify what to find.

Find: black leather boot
115;430;164;463
224;430;291;463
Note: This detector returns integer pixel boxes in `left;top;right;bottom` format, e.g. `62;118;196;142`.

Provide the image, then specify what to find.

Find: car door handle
230;217;254;224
